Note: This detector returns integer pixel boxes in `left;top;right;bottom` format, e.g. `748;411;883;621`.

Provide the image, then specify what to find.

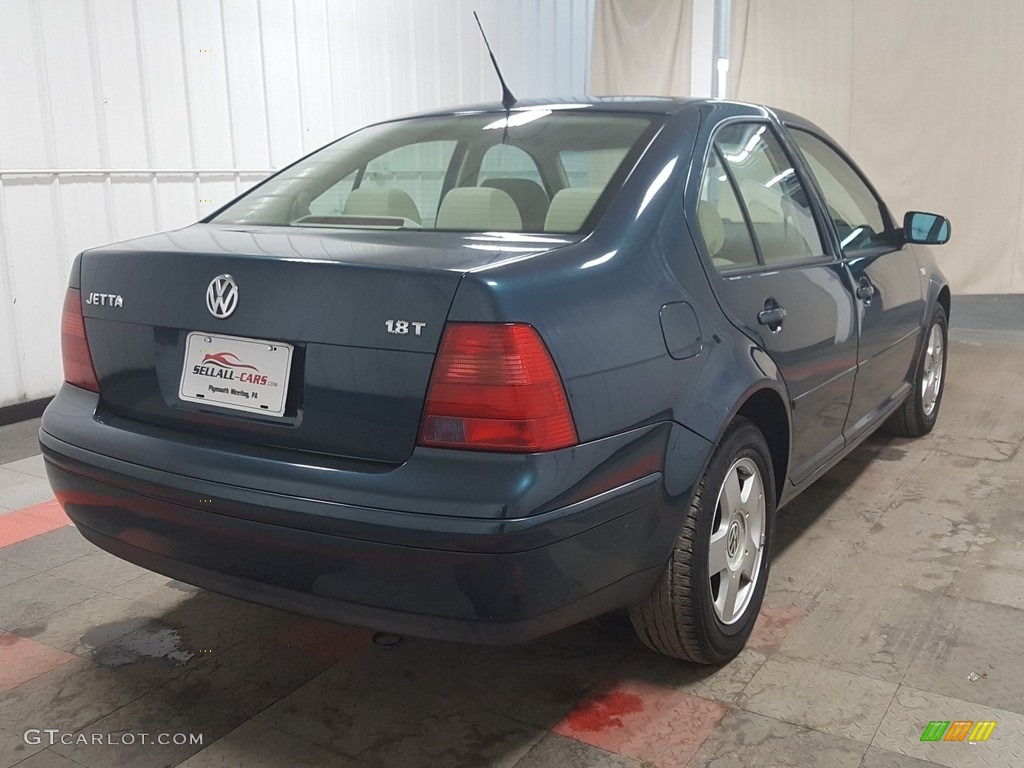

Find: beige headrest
343;187;421;224
544;188;603;233
698;200;725;257
436;187;522;231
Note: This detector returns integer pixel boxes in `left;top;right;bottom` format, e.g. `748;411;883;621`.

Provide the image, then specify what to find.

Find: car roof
403;96;708;119
398;97;825;131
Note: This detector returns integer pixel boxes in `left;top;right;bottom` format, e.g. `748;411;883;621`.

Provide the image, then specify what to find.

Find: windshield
211;110;659;234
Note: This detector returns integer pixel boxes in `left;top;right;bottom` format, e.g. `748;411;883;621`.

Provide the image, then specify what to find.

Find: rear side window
715;124;824;265
697;150;760;272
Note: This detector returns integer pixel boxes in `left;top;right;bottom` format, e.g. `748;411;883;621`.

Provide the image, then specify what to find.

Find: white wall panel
90;0;149;169
0;0;593;408
38;1;104;169
137;2;194;168
221;0;269;168
3;181;67;397
0;2;50;169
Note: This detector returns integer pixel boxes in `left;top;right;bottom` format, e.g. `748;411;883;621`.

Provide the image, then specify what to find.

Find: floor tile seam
730;646;774;706
246;662;368;760
189;719;366;768
746;650;908;688
0;517;70;550
42;552;97;579
0;570;36;591
3;656;137;710
871;483;990;532
728;699;880;749
40;569;142;595
937;527;1016;612
21;505;64;522
958;522;1024;575
895;681;1024;718
0;464;48;481
516;736;642;768
865;674;903;752
42;677;199;753
3;581;101;634
0;646;77;694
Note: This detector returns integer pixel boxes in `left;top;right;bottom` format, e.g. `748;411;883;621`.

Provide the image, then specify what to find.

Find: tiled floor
0;328;1022;766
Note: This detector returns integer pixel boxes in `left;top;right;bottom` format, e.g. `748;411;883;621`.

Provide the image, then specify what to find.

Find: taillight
418;323;578;452
61;288;99;392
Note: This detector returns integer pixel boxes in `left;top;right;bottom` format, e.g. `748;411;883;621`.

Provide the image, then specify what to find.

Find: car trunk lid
79;225;569;463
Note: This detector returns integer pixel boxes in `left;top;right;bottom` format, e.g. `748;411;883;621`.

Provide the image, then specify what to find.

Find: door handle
856;277;876;301
757;306;787;327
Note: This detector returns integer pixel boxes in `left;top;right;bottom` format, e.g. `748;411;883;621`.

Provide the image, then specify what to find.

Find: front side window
715;123;824;265
213;112;657;234
790;129;894;254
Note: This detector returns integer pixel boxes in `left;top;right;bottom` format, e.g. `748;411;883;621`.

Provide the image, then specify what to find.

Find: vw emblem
206;275;238;319
727;522;741;558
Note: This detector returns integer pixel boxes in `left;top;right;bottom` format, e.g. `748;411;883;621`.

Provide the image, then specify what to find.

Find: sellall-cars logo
193;352;269;385
920;720;996;742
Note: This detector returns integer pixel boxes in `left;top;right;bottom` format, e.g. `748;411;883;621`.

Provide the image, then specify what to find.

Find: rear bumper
40;385;711;643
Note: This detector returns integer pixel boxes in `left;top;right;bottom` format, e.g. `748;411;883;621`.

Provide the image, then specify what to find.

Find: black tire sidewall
689;419;776;656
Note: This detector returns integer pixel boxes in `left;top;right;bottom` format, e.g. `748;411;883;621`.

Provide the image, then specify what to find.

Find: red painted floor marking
747;604;804;652
20;498;70;524
564;690;645;732
0;505;69;549
556;680;728;767
0;633;77;692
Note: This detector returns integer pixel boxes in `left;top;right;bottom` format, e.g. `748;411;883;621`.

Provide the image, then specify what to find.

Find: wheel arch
937;284;951;323
734;388;790;506
684;381;791;510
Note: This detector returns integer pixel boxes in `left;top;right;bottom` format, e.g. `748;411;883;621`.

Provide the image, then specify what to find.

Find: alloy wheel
708;457;766;625
921;323;944;417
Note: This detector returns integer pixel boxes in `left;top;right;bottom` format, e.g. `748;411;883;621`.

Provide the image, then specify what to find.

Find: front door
696;122;859;484
787;129;926;438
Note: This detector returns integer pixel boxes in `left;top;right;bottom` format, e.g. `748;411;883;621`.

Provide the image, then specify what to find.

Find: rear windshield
210;110;658;234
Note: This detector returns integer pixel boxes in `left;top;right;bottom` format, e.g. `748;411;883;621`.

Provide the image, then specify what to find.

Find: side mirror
904;211;951;245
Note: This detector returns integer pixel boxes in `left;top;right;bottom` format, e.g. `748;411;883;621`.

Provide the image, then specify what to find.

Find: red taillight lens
61;288;99;392
418;323;578;452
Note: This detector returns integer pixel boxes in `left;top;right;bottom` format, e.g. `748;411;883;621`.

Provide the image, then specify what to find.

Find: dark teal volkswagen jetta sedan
41;98;951;663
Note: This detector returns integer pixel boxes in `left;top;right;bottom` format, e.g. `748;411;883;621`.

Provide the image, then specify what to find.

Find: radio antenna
473;11;517;111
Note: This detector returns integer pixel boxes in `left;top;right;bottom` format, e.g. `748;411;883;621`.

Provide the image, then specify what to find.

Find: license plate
178;332;293;416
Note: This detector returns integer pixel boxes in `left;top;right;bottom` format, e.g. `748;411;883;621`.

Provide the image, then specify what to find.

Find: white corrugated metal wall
0;0;595;409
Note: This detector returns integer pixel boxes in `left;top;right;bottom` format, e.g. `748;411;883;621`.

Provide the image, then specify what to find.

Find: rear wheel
886;304;947;437
629;418;775;663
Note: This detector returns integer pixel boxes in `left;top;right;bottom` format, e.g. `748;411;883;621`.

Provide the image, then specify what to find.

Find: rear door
695;121;859;484
787;128;925;438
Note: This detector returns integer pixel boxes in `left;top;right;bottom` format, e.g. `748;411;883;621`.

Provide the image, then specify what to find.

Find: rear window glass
212;111;657;234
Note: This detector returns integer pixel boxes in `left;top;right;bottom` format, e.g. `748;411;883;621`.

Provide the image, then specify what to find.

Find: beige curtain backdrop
730;0;1024;295
590;0;693;96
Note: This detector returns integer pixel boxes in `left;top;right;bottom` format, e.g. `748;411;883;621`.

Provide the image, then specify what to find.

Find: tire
885;304;948;437
629;417;775;664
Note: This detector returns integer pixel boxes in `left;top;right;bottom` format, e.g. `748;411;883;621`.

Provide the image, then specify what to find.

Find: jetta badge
206;275;238;319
